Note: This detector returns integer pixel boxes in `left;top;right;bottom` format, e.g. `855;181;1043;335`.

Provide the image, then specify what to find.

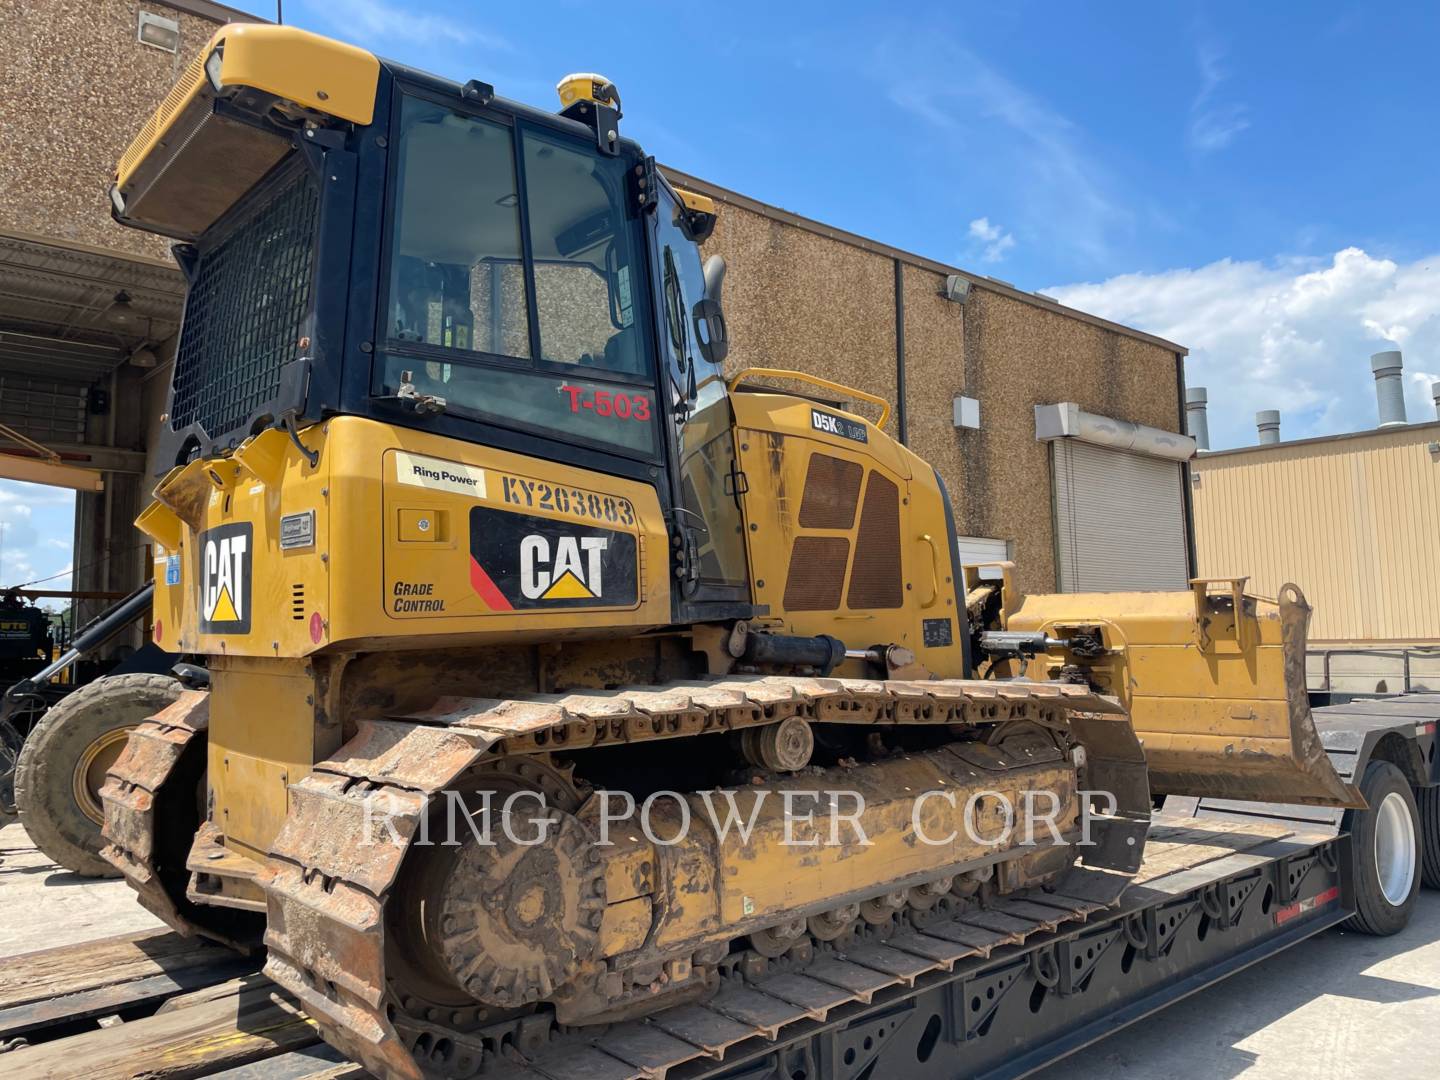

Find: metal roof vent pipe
1431;380;1440;421
1371;350;1407;427
1256;409;1281;445
1185;386;1210;450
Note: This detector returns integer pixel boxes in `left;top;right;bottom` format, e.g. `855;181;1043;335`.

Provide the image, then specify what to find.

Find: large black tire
1419;784;1440;889
1342;760;1421;935
14;673;182;877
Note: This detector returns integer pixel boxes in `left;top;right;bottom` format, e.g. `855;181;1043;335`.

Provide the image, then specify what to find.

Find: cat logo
521;535;607;600
467;507;638;611
198;523;252;634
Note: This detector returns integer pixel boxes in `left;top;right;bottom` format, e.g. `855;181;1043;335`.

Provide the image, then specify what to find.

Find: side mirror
703;254;726;303
693;255;729;365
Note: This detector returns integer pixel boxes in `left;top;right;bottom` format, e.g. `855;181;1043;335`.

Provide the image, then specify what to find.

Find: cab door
649;184;751;612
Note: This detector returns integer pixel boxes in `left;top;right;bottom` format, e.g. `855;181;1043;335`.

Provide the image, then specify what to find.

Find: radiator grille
847;472;903;609
169;164;319;441
291;583;306;621
783;536;850;611
798;453;863;530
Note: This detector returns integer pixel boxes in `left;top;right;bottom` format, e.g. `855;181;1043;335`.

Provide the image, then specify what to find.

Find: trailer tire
1419;784;1440;889
1342;760;1421;935
14;673;182;878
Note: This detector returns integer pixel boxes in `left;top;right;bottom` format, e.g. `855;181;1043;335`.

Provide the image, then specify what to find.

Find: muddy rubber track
259;676;1148;1080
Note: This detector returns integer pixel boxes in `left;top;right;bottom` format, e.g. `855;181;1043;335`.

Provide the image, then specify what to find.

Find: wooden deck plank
0;930;236;1011
0;958;257;1042
204;1043;356;1079
5;980;319;1080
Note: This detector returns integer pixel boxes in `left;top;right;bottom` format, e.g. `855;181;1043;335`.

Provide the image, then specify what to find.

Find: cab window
522;129;644;373
380;93;656;456
387;99;531;357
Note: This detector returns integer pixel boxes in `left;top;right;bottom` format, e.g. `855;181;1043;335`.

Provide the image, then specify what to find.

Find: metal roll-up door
1052;440;1188;592
956;536;1010;580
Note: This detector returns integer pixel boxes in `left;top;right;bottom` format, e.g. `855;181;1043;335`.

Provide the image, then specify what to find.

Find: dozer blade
1009;579;1364;808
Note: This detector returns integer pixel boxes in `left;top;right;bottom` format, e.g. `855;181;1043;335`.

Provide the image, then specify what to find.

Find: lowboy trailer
1;695;1434;1080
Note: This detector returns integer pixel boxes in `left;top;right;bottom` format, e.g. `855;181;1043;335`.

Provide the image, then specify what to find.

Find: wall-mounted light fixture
941;274;972;304
138;11;180;53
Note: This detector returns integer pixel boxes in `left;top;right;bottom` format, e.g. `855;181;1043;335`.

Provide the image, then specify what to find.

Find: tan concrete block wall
897;260;967;520
704;202;1182;595
703;203;898;417
0;0;224;261
949;289;1181;595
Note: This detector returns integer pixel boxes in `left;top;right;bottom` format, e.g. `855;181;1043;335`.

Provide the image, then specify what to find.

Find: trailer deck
3;690;1435;1080
0;812;1346;1080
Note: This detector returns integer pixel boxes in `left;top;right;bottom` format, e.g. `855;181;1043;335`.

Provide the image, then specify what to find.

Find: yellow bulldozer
97;24;1362;1080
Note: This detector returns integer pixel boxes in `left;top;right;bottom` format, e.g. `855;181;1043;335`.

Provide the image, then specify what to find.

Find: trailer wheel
1342;760;1421;935
14;673;182;878
1419;784;1440;889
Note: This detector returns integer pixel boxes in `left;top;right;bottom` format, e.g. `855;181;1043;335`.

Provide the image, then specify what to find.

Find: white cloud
968;217;1016;262
1189;41;1250;152
0;480;74;591
317;0;509;49
1047;247;1440;449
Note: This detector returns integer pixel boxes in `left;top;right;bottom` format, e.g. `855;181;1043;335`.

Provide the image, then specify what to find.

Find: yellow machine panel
135;417;673;658
112;24;379;240
206;657;316;862
730;391;966;678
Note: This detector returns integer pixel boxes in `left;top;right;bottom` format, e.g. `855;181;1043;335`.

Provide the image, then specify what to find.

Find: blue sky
271;0;1439;449
274;1;1437;284
0;481;75;599
7;1;1439;590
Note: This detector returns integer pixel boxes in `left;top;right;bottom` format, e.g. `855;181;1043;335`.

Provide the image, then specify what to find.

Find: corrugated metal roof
0;232;184;385
1195;419;1440;459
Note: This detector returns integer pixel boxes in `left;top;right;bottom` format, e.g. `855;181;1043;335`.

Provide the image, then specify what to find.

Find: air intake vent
847;472;903;609
291;583;305;620
783;536;850;611
798;453;863;529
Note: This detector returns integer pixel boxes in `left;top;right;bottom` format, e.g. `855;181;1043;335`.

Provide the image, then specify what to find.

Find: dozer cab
98;24;1356;1080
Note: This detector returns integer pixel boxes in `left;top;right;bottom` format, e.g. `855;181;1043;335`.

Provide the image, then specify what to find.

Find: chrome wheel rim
1374;790;1417;907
